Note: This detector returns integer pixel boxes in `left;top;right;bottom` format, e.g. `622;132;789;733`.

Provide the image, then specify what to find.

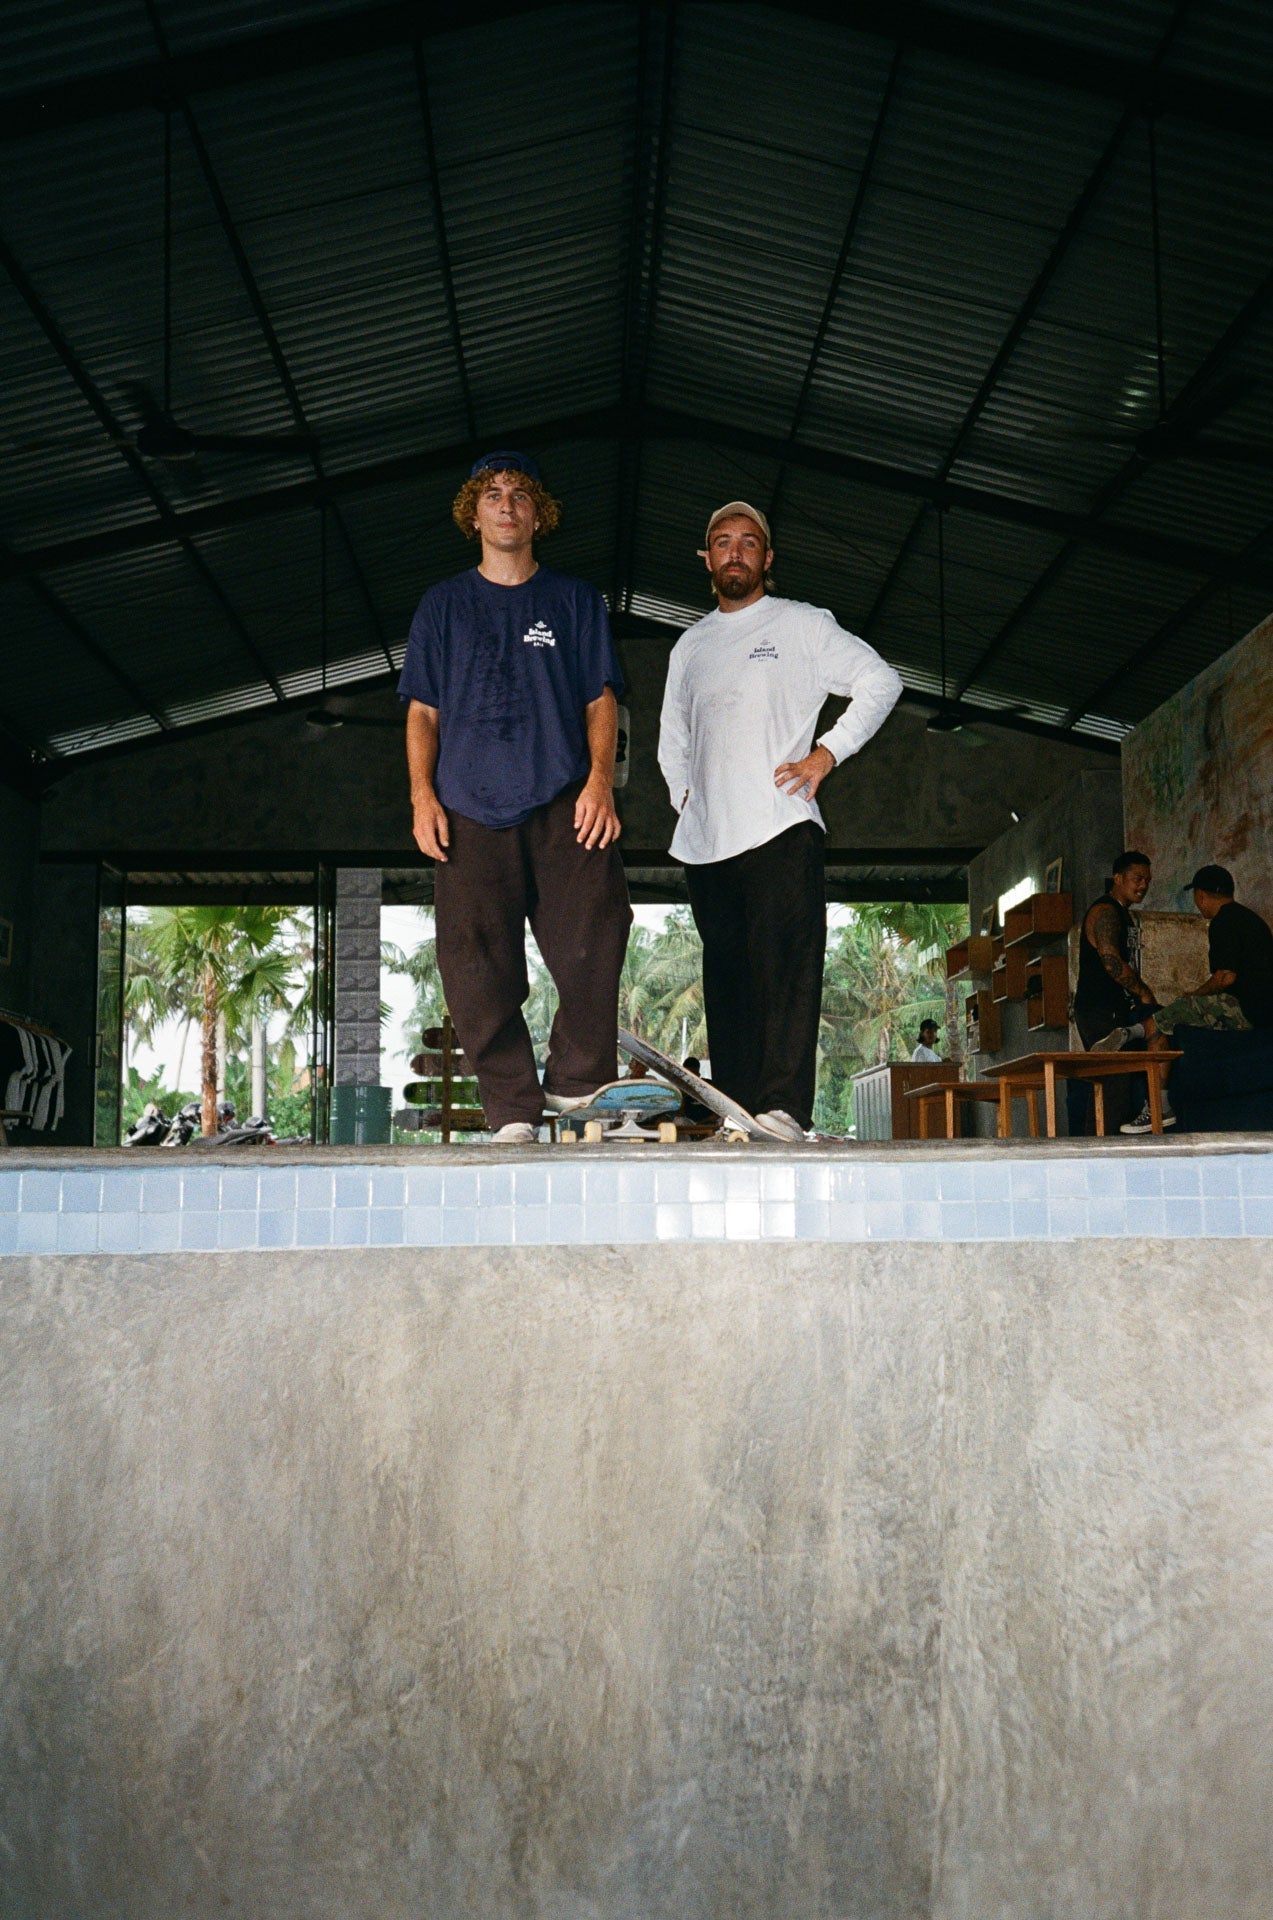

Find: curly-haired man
398;452;631;1142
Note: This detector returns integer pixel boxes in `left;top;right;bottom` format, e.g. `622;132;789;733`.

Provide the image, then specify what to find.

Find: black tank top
1074;891;1135;1022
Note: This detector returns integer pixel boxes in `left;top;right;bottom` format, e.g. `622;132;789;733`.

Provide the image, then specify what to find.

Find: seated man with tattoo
1072;849;1159;1129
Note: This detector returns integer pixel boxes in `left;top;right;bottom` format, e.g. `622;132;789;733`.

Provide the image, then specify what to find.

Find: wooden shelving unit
945;932;997;980
965;988;1001;1056
1025;953;1070;1031
1003;892;1073;947
991;944;1029;1003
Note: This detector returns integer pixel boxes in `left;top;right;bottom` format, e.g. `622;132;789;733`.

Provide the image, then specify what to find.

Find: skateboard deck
617;1030;767;1139
563;1077;682;1141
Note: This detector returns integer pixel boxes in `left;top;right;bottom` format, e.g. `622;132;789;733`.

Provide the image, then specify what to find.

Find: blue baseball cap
469;449;541;482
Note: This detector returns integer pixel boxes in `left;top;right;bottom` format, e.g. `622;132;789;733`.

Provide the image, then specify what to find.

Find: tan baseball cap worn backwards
699;500;772;556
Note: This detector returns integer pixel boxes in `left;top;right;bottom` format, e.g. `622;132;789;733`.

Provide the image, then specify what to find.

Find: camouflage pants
1153;991;1251;1035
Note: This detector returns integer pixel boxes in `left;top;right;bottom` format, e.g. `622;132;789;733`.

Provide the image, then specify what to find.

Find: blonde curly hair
452;468;562;541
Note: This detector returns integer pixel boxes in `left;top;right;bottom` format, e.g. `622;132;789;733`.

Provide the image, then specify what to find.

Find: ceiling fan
119;108;313;472
305;504;399;735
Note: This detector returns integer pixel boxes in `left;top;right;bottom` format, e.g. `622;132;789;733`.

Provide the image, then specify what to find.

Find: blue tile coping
2;1142;1272;1252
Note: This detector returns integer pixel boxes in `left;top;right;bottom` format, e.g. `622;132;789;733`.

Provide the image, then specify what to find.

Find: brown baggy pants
433;783;632;1128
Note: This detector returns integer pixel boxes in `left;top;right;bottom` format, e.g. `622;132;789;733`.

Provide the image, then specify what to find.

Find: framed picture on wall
978;905;997;935
1044;857;1063;893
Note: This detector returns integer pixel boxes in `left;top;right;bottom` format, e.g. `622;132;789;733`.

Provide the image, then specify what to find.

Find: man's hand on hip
774;743;835;800
574;773;621;849
412;793;451;862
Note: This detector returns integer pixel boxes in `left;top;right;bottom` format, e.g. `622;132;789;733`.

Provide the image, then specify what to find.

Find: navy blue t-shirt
397;566;624;829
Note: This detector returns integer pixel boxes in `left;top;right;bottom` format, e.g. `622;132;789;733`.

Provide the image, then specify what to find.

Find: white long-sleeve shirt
658;594;903;865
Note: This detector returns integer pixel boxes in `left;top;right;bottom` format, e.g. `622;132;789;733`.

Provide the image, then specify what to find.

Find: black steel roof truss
6;0;1273;150
0;226;283;709
147;4;397;677
615;1;677;617
767;41;903;535
412;39;476;443
959;191;1273;713
863;0;1193;645
8;403;1273;600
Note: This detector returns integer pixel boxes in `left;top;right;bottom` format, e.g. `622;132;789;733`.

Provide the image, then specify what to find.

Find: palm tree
147;907;295;1134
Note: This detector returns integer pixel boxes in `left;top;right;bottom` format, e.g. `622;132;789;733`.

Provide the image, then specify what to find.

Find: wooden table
986;1050;1181;1137
907;1079;1039;1140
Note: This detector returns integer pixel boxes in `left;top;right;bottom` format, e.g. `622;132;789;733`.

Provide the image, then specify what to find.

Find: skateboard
559;1077;682;1143
617;1030;767;1140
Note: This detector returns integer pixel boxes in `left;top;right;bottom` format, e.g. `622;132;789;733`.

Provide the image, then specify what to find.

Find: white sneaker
753;1109;808;1143
1090;1025;1129;1052
488;1122;538;1144
1119;1101;1176;1134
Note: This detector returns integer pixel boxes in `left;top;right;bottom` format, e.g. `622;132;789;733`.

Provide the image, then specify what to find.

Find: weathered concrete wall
4;1236;1269;1917
933;1236;1273;1920
36;645;1110;861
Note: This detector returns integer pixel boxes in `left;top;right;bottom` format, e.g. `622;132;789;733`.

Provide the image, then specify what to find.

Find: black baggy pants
433;784;632;1128
684;822;826;1129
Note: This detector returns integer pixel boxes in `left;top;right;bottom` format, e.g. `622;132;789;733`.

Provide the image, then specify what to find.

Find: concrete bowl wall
3;1237;1272;1919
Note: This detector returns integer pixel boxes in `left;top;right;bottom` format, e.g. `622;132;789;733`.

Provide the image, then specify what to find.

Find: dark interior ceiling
3;0;1273;789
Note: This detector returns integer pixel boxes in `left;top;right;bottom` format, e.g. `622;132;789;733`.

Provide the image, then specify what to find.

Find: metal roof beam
1061;519;1273;727
8;403;1272;596
0;227;286;702
614;2;677;617
6;0;1273;148
862;0;1192;642
412;41;475;442
957;232;1273;703
147;11;399;678
768;44;903;532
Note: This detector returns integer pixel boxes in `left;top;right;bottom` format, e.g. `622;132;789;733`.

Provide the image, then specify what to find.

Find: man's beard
713;562;762;600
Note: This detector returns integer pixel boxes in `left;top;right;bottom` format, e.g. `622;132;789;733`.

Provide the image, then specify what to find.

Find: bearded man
657;501;902;1140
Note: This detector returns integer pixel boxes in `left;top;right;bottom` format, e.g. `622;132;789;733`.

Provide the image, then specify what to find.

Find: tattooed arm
1086;902;1155;1002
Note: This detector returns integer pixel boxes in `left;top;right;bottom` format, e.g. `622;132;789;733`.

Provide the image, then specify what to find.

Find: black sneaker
1119;1101;1176;1134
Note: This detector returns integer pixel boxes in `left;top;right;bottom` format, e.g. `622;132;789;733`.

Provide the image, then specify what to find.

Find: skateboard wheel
657;1121;677;1144
561;1128;578;1145
583;1120;604;1144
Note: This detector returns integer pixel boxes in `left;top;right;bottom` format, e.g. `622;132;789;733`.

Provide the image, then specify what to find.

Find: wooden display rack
1025;953;1070;1031
964;987;1001;1056
945;932;997;980
991;944;1029;1002
1002;891;1072;946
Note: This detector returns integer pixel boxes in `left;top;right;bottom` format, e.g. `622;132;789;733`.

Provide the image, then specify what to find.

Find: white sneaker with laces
753;1109;808;1143
1089;1025;1129;1052
1119;1100;1176;1134
488;1121;538;1144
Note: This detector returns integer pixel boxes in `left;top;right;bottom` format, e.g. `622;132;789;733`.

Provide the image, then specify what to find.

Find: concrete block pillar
331;869;389;1142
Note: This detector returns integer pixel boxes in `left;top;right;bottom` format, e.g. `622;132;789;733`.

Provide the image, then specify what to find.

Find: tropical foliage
122;906;311;1137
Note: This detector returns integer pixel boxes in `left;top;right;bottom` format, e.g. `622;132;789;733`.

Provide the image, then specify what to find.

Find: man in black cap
1119;863;1273;1132
399;453;631;1142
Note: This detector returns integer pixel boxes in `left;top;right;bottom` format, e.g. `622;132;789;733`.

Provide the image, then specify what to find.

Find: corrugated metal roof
1;0;1271;774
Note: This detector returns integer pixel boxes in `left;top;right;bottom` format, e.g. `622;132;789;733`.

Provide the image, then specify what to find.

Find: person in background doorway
400;451;632;1143
911;1020;943;1064
657;500;902;1141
